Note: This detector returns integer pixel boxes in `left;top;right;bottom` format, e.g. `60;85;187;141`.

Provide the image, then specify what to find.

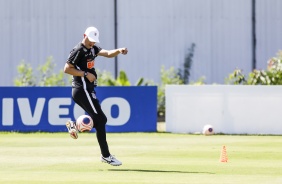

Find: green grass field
0;132;282;184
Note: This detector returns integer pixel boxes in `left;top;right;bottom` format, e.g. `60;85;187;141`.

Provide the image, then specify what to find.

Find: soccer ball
202;124;214;135
76;115;93;132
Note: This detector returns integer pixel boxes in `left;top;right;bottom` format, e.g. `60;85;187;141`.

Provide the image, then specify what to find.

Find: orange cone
220;145;228;162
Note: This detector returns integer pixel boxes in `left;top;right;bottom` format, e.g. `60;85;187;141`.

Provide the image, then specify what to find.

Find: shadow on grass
109;169;215;174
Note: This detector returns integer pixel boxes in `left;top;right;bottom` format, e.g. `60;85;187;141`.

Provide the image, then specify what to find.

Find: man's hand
119;48;128;55
86;73;96;83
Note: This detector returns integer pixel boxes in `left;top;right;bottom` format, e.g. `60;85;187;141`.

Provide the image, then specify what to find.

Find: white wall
166;85;282;135
1;0;282;86
0;0;115;86
256;0;282;69
118;0;253;84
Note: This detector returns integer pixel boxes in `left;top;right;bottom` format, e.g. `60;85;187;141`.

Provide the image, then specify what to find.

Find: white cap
85;27;100;43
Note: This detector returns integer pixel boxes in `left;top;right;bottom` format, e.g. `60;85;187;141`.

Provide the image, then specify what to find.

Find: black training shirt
67;43;102;90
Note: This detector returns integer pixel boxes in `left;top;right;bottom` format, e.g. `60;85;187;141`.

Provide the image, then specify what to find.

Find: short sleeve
67;49;83;65
93;45;102;55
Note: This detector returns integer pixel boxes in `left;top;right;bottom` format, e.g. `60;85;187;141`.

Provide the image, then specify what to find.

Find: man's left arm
98;48;128;58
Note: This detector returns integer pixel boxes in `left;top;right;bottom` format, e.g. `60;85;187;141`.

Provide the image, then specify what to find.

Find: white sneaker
66;120;78;139
101;155;122;166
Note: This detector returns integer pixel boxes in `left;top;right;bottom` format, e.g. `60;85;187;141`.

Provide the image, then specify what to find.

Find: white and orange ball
202;124;214;135
76;115;93;132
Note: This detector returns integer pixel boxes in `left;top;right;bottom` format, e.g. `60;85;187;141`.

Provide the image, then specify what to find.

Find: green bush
189;76;206;85
225;50;282;85
37;57;69;86
96;69;153;86
157;66;184;120
96;69;116;86
14;61;36;86
14;57;71;86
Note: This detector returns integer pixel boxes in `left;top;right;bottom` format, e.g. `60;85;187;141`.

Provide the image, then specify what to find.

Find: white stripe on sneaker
101;155;122;166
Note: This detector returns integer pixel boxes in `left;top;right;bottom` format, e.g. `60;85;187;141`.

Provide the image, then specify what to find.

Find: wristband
84;72;88;77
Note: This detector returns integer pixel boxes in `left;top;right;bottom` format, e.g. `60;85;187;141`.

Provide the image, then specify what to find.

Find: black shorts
72;87;107;127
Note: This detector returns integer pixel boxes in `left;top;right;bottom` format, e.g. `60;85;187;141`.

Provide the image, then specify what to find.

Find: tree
178;43;196;84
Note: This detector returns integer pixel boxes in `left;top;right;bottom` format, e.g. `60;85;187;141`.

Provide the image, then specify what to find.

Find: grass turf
0;132;282;184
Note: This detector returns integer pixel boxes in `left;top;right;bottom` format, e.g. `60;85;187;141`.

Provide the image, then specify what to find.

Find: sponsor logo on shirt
87;59;95;69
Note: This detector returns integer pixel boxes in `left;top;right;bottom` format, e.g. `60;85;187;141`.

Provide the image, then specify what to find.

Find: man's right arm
64;62;84;77
64;49;85;77
64;63;96;82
